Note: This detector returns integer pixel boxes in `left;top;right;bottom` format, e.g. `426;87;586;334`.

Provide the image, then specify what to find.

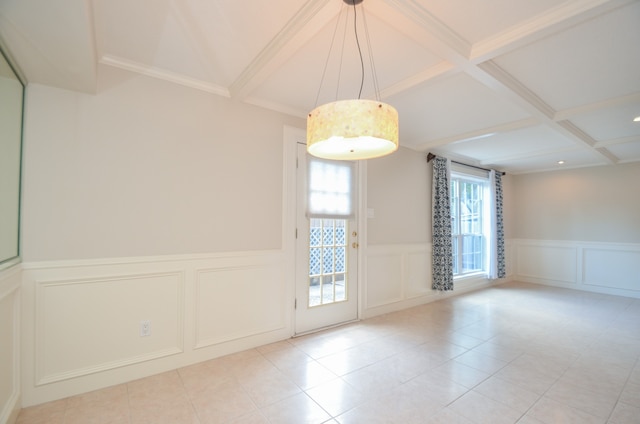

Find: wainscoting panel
513;239;640;297
194;263;286;349
405;248;431;298
582;246;640;291
365;244;457;318
34;271;185;385
366;247;404;309
0;265;21;424
516;242;577;284
20;250;292;407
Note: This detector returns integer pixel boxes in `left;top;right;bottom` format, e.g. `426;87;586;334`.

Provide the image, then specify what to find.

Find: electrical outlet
140;320;151;337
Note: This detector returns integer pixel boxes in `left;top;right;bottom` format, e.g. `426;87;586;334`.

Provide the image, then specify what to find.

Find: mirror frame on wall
0;41;25;270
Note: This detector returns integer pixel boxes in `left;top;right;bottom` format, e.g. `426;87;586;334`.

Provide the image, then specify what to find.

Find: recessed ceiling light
557;160;565;165
634;116;640;122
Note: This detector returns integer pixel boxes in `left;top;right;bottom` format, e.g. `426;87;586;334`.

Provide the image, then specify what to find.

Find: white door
295;143;359;335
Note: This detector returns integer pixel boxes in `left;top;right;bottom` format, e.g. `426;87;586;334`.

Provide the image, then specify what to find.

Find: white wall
19;66;304;406
512;163;640;243
363;149;512;317
511;163;640;297
367;147;430;244
0;265;20;424
22;65;304;261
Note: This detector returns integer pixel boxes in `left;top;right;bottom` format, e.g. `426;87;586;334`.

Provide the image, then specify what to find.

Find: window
450;169;490;277
308;159;354;218
306;157;354;307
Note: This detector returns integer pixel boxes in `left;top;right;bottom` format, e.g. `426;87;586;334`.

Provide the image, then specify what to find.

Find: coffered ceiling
1;0;639;173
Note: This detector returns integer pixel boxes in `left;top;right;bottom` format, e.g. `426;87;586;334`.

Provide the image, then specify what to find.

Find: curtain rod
426;153;505;176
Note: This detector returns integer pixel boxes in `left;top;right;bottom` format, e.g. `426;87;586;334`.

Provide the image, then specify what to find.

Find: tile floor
17;281;640;424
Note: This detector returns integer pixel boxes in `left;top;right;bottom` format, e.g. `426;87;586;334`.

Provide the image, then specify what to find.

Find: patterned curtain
431;156;454;291
488;171;506;279
492;171;507;278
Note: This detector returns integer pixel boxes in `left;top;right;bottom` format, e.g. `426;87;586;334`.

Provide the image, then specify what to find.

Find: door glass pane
308;218;348;307
308;160;354;217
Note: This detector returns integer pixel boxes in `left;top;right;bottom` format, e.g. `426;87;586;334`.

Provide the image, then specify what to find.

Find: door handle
352;242;359;248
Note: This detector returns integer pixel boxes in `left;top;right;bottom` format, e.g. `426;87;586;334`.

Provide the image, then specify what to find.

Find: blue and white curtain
488;170;506;279
431;156;454;291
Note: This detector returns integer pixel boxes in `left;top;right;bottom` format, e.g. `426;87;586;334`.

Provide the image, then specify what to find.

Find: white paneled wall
513;239;640;298
0;265;21;424
362;243;504;318
18;236;638;409
20;250;292;407
34;271;185;386
193;261;286;349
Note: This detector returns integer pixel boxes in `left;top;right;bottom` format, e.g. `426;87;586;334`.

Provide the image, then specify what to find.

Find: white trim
283;126;303;336
21;249;281;270
100;55;230;97
0;258;21;273
0;265;21;424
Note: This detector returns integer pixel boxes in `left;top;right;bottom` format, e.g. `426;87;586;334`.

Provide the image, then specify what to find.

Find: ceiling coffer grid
1;0;638;173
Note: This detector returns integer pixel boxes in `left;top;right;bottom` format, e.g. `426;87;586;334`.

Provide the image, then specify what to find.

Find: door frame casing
283;126;368;336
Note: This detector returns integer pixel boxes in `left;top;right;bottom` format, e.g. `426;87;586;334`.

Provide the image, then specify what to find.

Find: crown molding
99;55;230;97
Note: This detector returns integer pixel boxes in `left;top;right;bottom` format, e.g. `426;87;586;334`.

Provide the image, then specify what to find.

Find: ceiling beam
479;146;582;167
228;0;335;99
594;135;640;148
168;0;227;86
554;92;640;121
378;61;457;99
413;117;539;151
556;120;618;163
470;0;636;63
379;0;471;60
476;60;617;164
100;55;230;96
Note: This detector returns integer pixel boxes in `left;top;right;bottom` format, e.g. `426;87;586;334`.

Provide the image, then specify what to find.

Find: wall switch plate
140;320;151;337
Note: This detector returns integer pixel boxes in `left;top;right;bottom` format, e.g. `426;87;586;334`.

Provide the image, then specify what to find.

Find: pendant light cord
352;2;365;99
313;0;381;107
313;6;343;109
361;8;381;101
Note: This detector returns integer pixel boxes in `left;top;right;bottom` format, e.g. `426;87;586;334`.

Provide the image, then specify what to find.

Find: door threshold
293;318;360;338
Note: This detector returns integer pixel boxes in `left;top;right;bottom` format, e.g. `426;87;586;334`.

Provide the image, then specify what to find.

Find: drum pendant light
307;0;398;160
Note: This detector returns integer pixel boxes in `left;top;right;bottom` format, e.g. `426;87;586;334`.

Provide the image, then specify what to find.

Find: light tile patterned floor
17;282;640;424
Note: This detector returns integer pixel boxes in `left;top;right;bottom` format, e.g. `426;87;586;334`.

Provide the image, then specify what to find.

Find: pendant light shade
307;99;398;160
306;0;399;160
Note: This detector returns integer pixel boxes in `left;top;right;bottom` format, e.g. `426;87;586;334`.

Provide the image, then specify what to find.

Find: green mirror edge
0;38;26;271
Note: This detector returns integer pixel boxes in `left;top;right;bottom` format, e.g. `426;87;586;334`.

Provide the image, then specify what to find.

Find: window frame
450;167;491;278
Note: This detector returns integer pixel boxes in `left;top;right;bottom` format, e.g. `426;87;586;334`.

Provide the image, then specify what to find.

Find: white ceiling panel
567;99;640;142
391;72;532;146
490;148;609;174
493;2;640;111
0;0;96;92
412;0;563;44
183;0;312;84
2;0;639;174
250;10;443;115
607;141;640;162
438;125;577;163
